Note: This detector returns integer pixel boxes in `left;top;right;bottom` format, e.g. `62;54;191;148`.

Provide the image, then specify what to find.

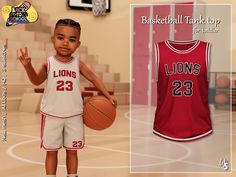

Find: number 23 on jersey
172;80;193;96
56;80;73;91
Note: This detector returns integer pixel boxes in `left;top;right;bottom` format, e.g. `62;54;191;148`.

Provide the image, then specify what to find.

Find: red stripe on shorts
40;114;46;148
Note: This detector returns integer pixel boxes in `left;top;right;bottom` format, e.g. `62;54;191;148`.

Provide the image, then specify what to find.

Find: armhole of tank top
154;43;160;82
77;58;82;83
206;43;211;81
77;58;80;73
47;58;51;75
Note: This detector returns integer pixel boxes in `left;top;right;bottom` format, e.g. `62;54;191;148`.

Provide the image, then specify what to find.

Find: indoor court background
0;0;236;177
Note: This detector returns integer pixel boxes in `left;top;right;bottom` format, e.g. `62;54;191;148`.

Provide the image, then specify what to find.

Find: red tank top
153;40;212;142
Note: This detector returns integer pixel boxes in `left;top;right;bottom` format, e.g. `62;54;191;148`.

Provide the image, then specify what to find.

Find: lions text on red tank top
153;40;212;142
40;56;83;118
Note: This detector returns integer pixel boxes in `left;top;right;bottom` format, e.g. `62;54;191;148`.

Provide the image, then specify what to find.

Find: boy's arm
19;47;47;86
79;60;117;107
24;62;47;86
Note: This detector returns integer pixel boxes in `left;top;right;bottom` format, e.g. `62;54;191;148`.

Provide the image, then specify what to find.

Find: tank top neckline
165;40;200;54
53;56;76;64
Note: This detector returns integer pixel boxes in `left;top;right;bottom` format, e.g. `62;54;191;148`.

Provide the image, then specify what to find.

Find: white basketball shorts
40;114;85;151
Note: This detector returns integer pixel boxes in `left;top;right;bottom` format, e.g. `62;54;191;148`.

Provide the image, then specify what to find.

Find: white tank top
40;56;83;118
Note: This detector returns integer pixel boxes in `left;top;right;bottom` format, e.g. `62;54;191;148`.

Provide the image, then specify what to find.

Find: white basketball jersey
40;56;83;118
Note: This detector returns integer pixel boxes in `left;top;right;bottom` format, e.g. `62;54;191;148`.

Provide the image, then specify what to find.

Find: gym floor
0;105;236;177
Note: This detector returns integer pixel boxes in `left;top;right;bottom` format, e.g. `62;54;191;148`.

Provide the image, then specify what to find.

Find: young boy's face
52;25;81;58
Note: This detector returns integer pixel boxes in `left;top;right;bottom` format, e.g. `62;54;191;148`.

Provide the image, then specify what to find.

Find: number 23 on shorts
72;140;83;148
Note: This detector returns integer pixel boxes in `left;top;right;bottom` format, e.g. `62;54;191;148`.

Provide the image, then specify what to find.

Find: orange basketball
233;97;236;104
83;96;116;130
215;92;229;105
216;75;230;88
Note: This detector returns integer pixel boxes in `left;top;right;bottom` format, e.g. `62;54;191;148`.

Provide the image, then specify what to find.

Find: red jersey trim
77;58;81;81
41;144;61;151
154;43;160;81
40;111;83;119
206;43;211;81
40;114;46;148
165;40;200;54
63;144;85;150
47;58;50;74
53;55;75;64
153;129;213;142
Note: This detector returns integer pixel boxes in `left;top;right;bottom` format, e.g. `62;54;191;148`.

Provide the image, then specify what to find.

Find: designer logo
1;1;38;27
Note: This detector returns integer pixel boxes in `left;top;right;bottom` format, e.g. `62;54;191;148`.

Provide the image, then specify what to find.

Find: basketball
215;92;229;105
216;75;230;88
83;96;116;130
233;97;236;104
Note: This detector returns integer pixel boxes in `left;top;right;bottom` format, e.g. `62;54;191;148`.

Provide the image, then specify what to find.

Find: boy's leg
64;115;84;177
46;151;58;175
41;114;64;176
66;150;78;174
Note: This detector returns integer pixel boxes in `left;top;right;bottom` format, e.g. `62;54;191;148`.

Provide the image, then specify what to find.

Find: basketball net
92;0;106;16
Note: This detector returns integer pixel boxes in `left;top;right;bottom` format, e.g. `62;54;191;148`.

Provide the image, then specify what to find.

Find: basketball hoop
92;0;106;16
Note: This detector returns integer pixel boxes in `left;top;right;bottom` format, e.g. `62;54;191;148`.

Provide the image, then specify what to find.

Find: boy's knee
66;150;77;156
47;151;58;156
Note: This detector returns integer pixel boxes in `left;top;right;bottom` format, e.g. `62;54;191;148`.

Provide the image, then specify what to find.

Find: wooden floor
131;105;233;173
0;105;236;177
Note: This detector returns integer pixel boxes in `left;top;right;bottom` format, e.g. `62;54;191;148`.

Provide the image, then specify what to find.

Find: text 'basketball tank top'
40;56;83;118
153;40;212;142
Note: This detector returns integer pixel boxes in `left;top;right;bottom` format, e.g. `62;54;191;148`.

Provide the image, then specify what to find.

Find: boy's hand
19;47;31;66
109;97;117;108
